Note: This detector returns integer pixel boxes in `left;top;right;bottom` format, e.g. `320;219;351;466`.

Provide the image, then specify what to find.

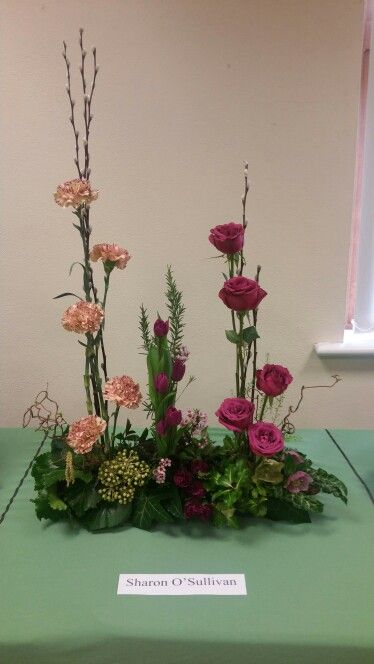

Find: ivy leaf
132;493;173;530
164;486;183;520
53;292;83;300
80;503;132;531
225;329;240;344
47;489;67;511
266;498;311;523
65;483;101;517
242;326;259;344
32;493;67;522
43;468;92;488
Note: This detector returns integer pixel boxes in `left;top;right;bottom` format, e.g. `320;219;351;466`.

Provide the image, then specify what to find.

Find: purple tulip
153;318;169;338
172;358;186;382
154;372;169;394
165;406;182;428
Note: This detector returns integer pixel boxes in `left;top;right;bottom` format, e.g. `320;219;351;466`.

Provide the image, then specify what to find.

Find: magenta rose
248;422;284;457
215;397;255;432
219;276;267;312
172;358;186;382
153;318;169;337
209;222;245;255
256;364;293;397
285;471;313;494
165;406;182;428
154;372;169;394
173;468;193;488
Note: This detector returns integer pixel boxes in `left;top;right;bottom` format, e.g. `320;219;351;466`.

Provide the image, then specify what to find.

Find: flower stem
258;395;268;421
111;405;120;447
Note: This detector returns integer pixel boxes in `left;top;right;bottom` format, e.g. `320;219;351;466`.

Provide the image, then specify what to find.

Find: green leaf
132;493;172;530
65;483;101;517
32;493;67;522
43;468;92;488
53;292;83;300
225;329;240;344
80;503;132;531
266;498;311;523
212;505;240;528
31;453;58;491
309;467;348;504
242;326;259;344
47;489;67;511
68;261;85;276
164;486;183;520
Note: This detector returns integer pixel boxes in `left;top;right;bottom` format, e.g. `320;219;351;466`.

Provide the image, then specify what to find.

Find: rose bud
154;372;169;394
248;422;284;457
219;276;267;312
209;222;245;255
156;419;167;436
215;397;255;432
256;364;293;397
153;318;169;337
172;358;186;382
165;406;182;428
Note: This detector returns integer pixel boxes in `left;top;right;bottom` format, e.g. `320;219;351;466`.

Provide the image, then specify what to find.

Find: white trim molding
315;330;374;357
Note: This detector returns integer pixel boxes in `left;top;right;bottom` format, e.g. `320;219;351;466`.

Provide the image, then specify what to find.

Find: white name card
117;573;247;596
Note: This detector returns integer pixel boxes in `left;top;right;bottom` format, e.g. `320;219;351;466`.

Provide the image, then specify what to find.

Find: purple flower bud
165;406;182;428
172;358;186;382
153;318;169;338
156;419;167;436
154;372;169;394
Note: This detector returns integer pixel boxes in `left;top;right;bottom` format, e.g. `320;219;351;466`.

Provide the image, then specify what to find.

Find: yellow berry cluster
98;450;150;504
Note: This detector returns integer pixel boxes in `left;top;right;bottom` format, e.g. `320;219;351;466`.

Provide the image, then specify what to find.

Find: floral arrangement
27;31;347;532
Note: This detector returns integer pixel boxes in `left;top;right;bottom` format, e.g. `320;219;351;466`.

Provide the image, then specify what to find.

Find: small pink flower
285;471;313;494
67;415;106;454
103;376;142;408
90;243;131;270
181;409;208;437
153;458;172;484
54;179;98;208
176;345;189;362
62;301;104;334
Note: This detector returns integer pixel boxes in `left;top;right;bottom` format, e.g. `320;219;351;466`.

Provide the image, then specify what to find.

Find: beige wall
1;0;371;431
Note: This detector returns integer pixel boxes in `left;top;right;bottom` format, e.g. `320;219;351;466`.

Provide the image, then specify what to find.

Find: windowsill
315;331;374;357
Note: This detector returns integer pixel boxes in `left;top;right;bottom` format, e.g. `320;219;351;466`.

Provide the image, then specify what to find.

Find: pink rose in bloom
285;471;313;494
187;480;205;498
219;276;267;312
285;449;304;465
248;422;284;457
90;243;131;270
184;499;213;521
209;222;245;255
153;318;169;337
103;375;142;408
67;415;106;454
172;358;186;382
173;469;193;488
154;372;169;394
215;397;255;432
191;459;210;475
156;419;167;436
54;179;98;208
165;406;182;428
256;364;293;397
62;301;104;334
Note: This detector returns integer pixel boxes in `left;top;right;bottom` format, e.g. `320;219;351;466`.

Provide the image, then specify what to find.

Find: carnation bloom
103;375;142;408
285;471;313;494
248;422;284;457
67;415;106;454
62;301;104;334
90;243;131;270
54;179;98;208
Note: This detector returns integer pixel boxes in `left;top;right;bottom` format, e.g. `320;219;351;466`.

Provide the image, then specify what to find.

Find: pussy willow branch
63;42;82;178
279;375;342;434
239;161;249;276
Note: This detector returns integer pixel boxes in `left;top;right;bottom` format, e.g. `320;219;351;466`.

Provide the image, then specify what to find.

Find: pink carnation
62;301;104;334
103;375;142;408
90;243;131;270
285;471;313;494
54;179;98;208
67;415;106;454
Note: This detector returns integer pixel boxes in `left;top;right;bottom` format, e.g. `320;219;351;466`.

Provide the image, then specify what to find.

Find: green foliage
132;492;173;530
266;498;311;524
242;326;259;343
206;459;252;517
65;482;101;517
165;265;185;357
225;329;240;344
139;304;152;352
80;503;132;531
309;467;348;504
32;493;67;522
271;485;324;514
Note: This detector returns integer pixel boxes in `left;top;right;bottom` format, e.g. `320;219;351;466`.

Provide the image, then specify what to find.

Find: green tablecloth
0;428;373;664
